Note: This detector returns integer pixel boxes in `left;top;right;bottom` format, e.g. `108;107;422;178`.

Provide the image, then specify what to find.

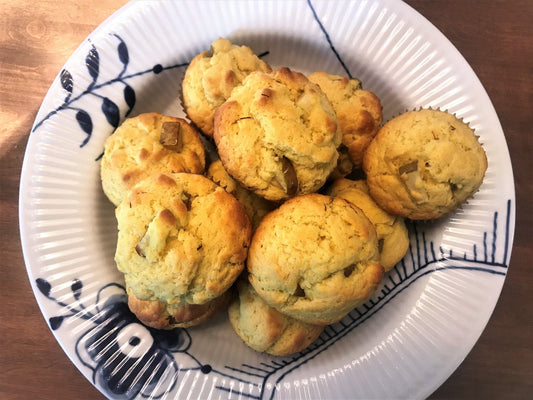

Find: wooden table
1;1;531;399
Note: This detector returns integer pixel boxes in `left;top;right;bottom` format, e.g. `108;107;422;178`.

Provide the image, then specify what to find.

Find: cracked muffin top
363;108;487;219
114;172;252;306
182;37;271;137
100;112;206;206
214;67;342;202
247;193;383;325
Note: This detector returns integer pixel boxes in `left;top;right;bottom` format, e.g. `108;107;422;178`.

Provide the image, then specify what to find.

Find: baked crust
115;172;252;306
214;67;341;201
101;112;205;206
247;193;383;325
127;286;232;329
206;160;276;230
228;280;324;356
327;178;409;271
363;109;487;219
308;71;382;168
182;38;271;136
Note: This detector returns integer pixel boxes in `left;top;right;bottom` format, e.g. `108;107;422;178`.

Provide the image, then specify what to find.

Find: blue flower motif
37;281;192;399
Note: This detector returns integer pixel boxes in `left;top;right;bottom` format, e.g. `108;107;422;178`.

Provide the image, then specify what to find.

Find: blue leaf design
76;110;93;134
49;316;64;330
118;41;129;65
60;69;73;94
123;85;135;116
36;278;52;297
76;110;92;147
86;45;100;82
71;279;83;300
102;97;120;128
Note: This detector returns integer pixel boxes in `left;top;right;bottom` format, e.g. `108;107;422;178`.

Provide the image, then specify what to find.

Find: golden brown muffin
363;109;488;219
327;178;409;271
308;71;382;168
127;286;232;329
228;280;324;356
100;113;205;206
114;173;252;309
214;67;342;202
247;193;383;325
206;160;276;230
182;37;271;136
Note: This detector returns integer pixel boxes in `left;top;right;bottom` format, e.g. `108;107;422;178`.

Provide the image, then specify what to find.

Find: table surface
1;1;531;399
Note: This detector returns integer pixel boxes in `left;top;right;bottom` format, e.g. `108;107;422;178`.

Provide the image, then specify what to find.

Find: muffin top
214;67;342;201
182;37;271;136
115;172;252;305
247;193;383;325
363;109;487;219
100;112;205;206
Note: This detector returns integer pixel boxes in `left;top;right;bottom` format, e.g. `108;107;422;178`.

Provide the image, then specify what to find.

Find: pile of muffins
100;38;487;356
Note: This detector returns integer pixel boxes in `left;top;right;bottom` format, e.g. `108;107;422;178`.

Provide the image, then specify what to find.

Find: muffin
247;193;383;325
100;113;205;206
206;160;276;230
308;71;382;168
327;178;409;271
228;280;324;356
214;67;342;201
114;173;252;321
363;109;488;219
182;37;271;136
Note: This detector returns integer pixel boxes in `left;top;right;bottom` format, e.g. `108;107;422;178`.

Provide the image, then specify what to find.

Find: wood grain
0;1;531;399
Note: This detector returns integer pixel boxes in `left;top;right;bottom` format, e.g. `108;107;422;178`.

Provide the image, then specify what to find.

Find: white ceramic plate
19;1;515;399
